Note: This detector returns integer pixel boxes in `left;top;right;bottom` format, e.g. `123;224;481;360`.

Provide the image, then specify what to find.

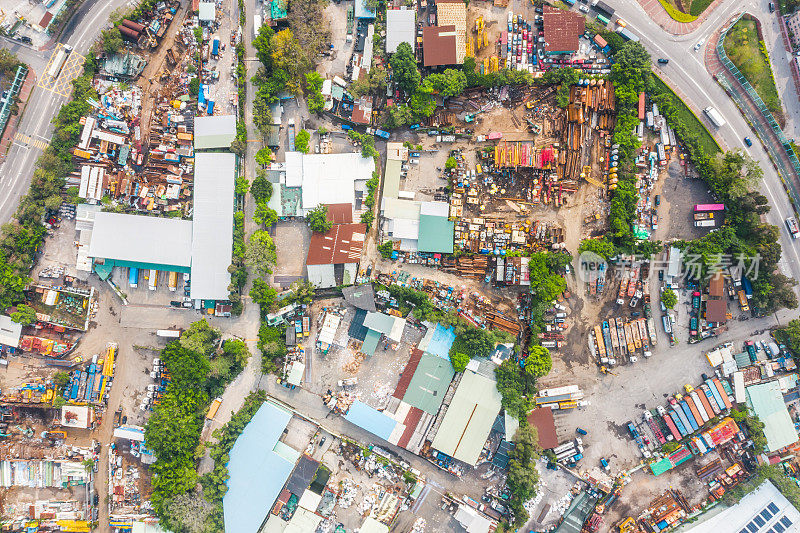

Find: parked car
744;136;753;147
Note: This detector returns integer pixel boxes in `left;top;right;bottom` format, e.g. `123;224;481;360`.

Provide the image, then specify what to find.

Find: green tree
101;28;124;54
524;345;552;379
258;324;288;372
507;424;541;526
295;129;310;153
389;42;420;94
250;172;274;202
662;288;677;309
779;318;800;355
384;104;414;129
245;230;277;277
188;78;199;96
445;156;457;170
235;176;249;196
255;147;273;167
306;205;332;233
10;304;36;325
254;202;278;227
250;279;278;316
409;89;436;118
421;69;467;98
450;352;469;372
378;241;395;259
286;279;315;305
578;237;615;261
252;25;275;66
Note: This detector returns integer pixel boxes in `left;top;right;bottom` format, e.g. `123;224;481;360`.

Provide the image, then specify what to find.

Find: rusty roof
325;203;353;224
526;407;558;450
709;274;724;297
543;6;584;54
306;223;367;265
423;25;458;67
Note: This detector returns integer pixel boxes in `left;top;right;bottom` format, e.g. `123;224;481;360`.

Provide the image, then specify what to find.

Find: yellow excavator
600;366;618;376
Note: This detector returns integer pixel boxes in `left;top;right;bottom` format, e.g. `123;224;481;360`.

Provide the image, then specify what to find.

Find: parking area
201;0;239;115
653;158;717;242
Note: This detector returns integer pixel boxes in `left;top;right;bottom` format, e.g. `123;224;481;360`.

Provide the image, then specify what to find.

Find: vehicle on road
769;2;775;12
744;136;753;147
786;217;800;239
703;106;726;128
694;38;705;51
657;58;669;64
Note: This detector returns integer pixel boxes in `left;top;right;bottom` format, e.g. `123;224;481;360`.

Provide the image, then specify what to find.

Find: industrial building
422;0;466;67
223;402;300;533
382;198;454;253
194;115;237;149
385;9;415;54
88;152;235;303
745;381;799;453
686;480;799;532
430;365;502;466
0;315;22;350
305;222;366;289
542;6;585;55
284;152;376;214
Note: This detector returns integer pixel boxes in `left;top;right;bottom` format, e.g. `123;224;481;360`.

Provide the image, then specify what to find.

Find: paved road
0;0;133;225
605;0;800;287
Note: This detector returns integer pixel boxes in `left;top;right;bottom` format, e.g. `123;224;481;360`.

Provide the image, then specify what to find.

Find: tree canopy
389;42;420;94
295;129;310;153
250;172;274;203
245;230;277;277
10;304;36;325
662;288;677;309
306;204;332;233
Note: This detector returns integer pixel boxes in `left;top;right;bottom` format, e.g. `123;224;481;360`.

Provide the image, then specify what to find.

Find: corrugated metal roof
198;1;216;20
746;381;799;452
423;25;458;67
88;212;193;268
190;153;235;301
306;223;366;265
364;312;396;334
543;6;584;54
325;203;354;224
284;152;375;211
403;352;454;414
382;197;421;219
386;9;415;53
344;400;398;441
362;329;381;355
431;369;502;465
526;407;558;449
417;214;454;253
383;159;402;200
223;402;294;533
342;284;376;311
194;115;236;149
394;348;423;399
436;0;466;63
0;315;22;348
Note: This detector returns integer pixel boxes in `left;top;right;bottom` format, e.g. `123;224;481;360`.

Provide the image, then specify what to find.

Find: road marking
37;45;85;98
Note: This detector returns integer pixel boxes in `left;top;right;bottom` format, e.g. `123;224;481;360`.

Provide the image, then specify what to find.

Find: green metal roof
383;159;402;200
649;457;672;476
746;381;799;452
403;353;455;415
362;329;381;356
430;369;501;465
417;215;454;253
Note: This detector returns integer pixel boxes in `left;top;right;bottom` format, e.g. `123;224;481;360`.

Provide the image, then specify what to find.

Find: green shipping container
597;14;610;25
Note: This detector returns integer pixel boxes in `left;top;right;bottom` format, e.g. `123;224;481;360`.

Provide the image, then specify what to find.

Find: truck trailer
703;106;726;128
128;267;139;288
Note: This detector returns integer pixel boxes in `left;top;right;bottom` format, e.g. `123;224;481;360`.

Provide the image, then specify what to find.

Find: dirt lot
273;220;311;286
654;158;717;243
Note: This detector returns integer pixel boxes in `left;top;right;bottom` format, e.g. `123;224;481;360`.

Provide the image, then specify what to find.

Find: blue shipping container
705;379;726;412
670;410;688;436
680;401;699;431
129;267;139;288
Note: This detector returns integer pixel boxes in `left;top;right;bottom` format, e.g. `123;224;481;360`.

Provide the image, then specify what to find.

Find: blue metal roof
426;324;456;360
344;400;397;441
223;402;295;533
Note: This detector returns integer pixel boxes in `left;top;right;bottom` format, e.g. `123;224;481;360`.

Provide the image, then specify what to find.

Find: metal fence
716;14;800;209
0;65;27;137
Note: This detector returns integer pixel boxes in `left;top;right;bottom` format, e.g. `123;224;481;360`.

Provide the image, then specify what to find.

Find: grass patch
651;75;722;156
723;18;784;121
657;0;699;22
689;0;714;15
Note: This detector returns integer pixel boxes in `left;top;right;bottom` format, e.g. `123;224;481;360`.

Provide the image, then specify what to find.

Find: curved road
0;0;133;224
604;0;800;289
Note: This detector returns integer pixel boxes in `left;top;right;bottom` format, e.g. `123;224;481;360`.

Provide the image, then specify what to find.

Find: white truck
703;106;726;128
786;217;800;239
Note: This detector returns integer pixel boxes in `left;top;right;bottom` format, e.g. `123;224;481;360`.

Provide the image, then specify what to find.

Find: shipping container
671;409;689;437
701;385;721;414
128;267;139;288
712;378;732;409
206;398;222;420
694;203;725;212
663;414;682;441
733;371;745;404
705;380;726;412
168;272;178;292
690;392;710;423
695;389;716;420
148;270;158;291
703;106;726;128
685;396;705;426
694;219;716;227
680;401;699;431
156;330;182;338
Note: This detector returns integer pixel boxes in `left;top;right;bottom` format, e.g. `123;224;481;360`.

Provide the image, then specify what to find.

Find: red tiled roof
325;203;353;224
706;273;727;323
393;348;423;399
543;6;584;54
423;25;458;66
526;407;559;449
306;223;366;266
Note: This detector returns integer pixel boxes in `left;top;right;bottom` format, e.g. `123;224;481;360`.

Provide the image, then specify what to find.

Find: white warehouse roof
386;10;415;53
284;152;375;213
190;152;235;301
194;115;237;149
88;212;193;269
